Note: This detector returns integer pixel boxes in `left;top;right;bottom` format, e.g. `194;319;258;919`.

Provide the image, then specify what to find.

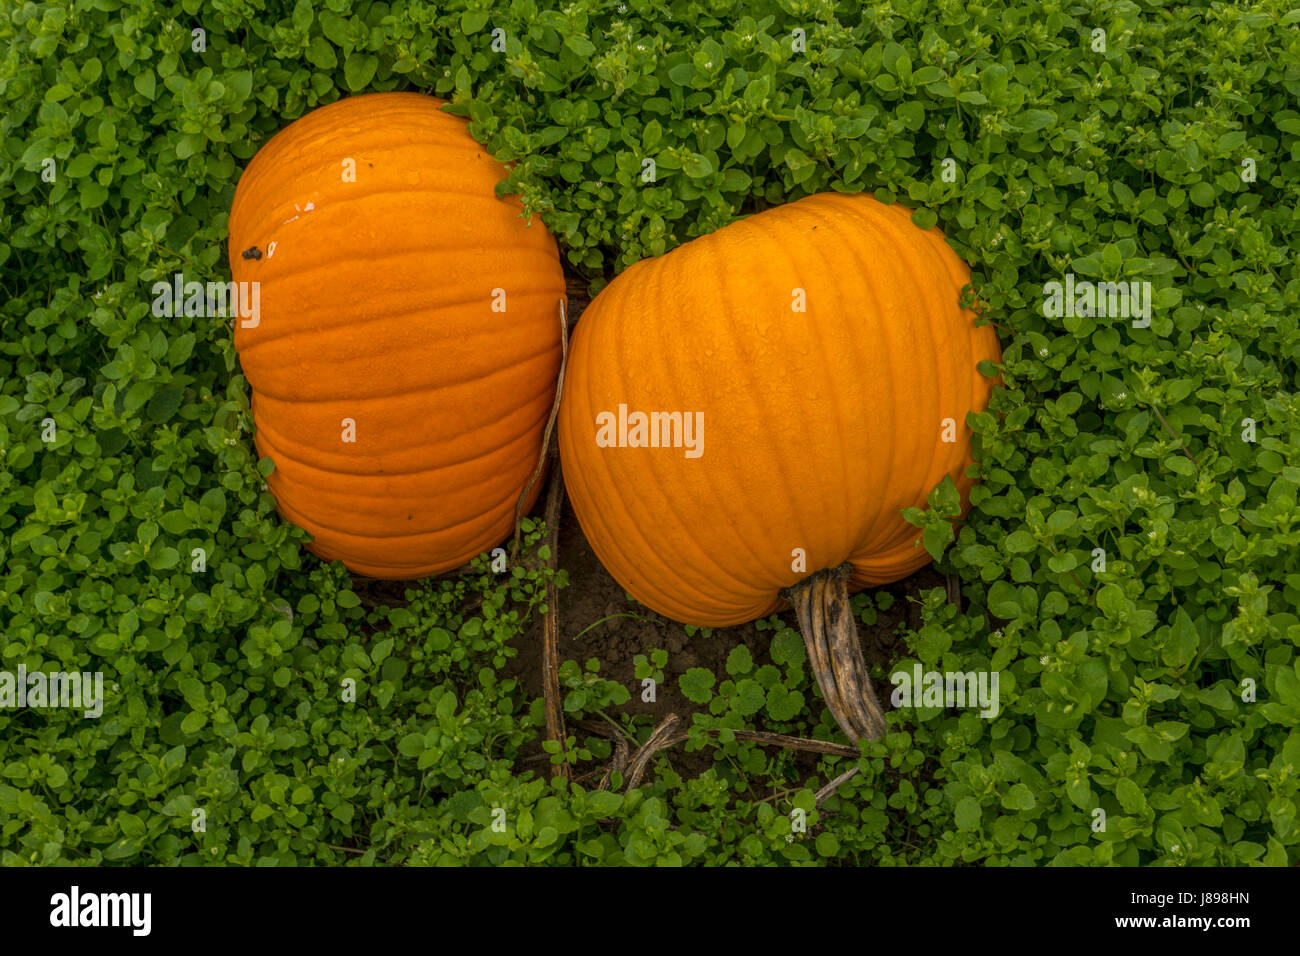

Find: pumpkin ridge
251;388;553;478
691;221;799;591
843;199;910;555
647;232;795;605
578;255;758;610
878;201;966;561
233;237;558;272
889;207;977;561
797;199;863;566
569;254;787;619
270;472;527;541
240;334;560;401
234;182;545;242
235;289;562;356
244;363;558;412
561;274;773;620
819;200;891;557
738;208;840;580
230;97;475;181
891;212;953;556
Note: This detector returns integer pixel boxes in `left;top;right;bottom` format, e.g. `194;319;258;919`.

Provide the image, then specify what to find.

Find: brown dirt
500;482;948;785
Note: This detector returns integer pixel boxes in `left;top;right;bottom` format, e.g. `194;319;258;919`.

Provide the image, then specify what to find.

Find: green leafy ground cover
2;0;1298;865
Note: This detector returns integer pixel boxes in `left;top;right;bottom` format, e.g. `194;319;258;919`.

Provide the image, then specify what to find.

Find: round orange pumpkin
558;192;1000;740
228;92;565;578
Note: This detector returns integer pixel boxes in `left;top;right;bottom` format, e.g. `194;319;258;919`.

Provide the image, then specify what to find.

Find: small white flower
1116;391;1127;400
1038;347;1049;357
1039;655;1049;665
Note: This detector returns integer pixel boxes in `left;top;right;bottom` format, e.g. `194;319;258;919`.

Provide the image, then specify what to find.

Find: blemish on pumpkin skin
242;246;263;260
283;201;318;226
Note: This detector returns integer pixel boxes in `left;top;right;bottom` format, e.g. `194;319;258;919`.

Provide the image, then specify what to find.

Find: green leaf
586;790;623;815
306;37;337;70
1018;109;1056;131
726;644;753;676
731;678;765;716
770;628;805;667
344;53;378;92
1001;784;1036;811
1115;777;1146;813
565;35;596;58
1005;530;1037;553
955;797;981;831
283;0;309;31
461;10;490;34
1163;608;1200;667
1189;182;1216;207
398;733;425;757
683;153;713;179
679;667;715;704
815;832;840;856
66;154;97;178
765;684;803;721
145;384;185;422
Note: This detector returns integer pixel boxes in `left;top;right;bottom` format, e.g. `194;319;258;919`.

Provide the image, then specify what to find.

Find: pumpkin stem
782;564;887;744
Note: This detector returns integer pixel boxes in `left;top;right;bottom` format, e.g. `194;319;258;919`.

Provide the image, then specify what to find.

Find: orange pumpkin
558;193;1000;740
228;92;565;578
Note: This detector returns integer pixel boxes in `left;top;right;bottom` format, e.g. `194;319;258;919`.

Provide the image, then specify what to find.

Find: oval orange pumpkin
558;192;1000;740
228;92;565;578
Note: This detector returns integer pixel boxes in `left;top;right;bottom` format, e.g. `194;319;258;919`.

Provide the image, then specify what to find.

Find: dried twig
572;718;632;790
511;299;569;564
505;298;573;777
815;766;862;806
626;714;683;791
617;714;862;792
600;735;630;791
541;468;569;780
723;729;859;758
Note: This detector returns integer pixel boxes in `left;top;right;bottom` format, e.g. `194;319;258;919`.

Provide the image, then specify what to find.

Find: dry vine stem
607;566;890;801
510;299;569;564
511;299;571;777
613;713;862;793
781;563;888;745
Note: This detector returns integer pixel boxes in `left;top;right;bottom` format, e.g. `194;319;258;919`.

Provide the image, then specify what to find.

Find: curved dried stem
626;714;683;791
782;564;887;744
540;468;570;779
815;766;862;805
511;298;568;564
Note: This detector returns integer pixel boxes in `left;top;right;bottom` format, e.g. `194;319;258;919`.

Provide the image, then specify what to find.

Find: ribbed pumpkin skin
228;93;565;578
558;193;1000;626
